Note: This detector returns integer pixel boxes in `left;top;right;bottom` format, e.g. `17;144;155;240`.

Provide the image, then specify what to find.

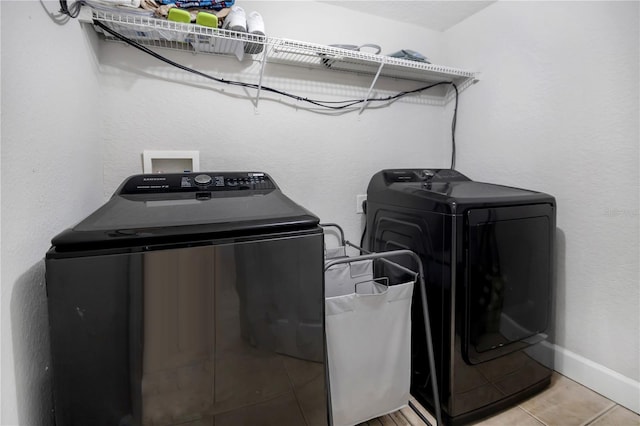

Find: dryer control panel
382;168;470;184
119;172;277;194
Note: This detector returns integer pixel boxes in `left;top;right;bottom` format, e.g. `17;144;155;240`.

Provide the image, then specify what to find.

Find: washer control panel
120;172;276;194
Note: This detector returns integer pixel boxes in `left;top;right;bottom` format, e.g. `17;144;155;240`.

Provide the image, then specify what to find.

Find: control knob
194;174;212;186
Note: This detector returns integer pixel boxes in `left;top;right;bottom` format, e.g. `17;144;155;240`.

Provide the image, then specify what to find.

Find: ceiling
320;1;496;32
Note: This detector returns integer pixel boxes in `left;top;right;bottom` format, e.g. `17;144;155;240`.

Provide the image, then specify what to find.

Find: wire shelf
83;5;478;104
89;7;267;56
269;38;476;84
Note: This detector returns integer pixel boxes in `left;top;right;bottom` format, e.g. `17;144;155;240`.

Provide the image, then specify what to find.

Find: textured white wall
1;2;104;424
443;0;639;403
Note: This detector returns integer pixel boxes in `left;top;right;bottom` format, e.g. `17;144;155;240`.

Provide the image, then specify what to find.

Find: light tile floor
359;373;640;426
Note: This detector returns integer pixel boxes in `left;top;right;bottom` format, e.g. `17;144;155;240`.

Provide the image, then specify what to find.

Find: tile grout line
580;403;619;426
517;401;617;426
518;401;548;425
515;406;546;425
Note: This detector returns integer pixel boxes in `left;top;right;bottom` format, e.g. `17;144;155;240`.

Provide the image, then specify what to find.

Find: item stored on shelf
222;5;246;32
321;44;382;68
245;11;265;53
158;0;233;10
388;49;431;63
167;7;190;23
140;0;158;11
328;43;382;54
89;0;142;8
196;11;218;28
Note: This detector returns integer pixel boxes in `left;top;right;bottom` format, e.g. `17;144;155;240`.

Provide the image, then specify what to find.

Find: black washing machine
366;169;555;425
46;172;329;426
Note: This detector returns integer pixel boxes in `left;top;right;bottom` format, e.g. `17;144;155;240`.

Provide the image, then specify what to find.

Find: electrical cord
360;200;368;253
92;19;459;164
59;0;83;18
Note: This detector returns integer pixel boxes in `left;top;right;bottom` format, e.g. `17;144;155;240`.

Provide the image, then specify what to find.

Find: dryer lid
368;169;555;212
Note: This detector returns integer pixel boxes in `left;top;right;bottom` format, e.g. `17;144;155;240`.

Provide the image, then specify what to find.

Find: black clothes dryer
366;169;555;425
46;172;329;426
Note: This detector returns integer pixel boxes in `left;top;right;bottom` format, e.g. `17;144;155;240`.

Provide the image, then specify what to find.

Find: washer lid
50;172;319;251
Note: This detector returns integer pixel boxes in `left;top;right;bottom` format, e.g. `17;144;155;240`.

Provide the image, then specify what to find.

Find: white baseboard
550;343;640;414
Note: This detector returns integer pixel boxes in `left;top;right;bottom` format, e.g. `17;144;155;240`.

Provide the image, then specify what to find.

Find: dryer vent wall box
45;171;329;426
142;150;200;173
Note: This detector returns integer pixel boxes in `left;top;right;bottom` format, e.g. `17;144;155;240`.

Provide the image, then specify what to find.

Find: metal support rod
417;262;442;426
344;241;417;278
254;40;268;108
324;249;413;271
323;248;442;426
319;223;346;246
359;62;384;114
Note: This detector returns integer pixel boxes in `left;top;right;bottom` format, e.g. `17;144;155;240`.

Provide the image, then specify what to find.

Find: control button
421;169;435;179
194;174;212;186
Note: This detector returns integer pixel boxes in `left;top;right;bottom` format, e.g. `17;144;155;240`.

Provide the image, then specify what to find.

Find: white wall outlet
356;194;367;214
